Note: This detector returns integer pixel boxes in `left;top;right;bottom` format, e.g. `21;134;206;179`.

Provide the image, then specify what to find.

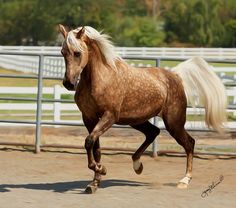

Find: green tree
0;0;35;45
0;0;61;45
164;0;226;47
114;16;165;46
223;19;236;47
219;0;236;47
0;0;234;47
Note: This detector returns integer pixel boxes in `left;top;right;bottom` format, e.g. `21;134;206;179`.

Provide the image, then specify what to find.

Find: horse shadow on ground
163;183;177;187
0;179;149;194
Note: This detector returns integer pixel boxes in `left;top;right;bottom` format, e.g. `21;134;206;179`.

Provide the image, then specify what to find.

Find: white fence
0;85;236;129
0;47;235;129
0;55;65;77
1;46;236;59
0;46;236;80
0;85;78;123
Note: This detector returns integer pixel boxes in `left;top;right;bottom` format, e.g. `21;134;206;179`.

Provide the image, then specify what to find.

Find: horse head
59;25;120;91
59;24;89;91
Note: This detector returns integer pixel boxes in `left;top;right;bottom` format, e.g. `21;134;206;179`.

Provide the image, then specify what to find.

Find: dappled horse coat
59;25;227;194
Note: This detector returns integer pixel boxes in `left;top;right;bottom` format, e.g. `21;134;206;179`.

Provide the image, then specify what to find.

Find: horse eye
74;52;81;57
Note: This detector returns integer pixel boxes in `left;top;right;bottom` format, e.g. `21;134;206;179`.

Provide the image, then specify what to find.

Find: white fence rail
0;48;235;129
0;46;235;80
0;85;77;123
1;46;236;59
0;85;236;129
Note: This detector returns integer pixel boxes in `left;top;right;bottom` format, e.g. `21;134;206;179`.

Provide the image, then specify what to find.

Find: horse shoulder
89;68;124;118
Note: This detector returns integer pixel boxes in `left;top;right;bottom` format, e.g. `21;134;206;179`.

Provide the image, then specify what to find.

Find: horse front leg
84;111;115;194
85;138;106;194
83;117;102;192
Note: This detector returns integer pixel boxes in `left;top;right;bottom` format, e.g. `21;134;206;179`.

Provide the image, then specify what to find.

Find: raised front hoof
134;162;143;175
85;185;98;194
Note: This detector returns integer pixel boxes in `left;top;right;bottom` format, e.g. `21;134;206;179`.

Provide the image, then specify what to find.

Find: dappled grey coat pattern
59;25;227;194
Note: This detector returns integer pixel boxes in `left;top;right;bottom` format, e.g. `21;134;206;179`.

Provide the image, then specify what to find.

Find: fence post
152;118;158;157
54;84;61;123
152;58;161;158
233;89;236;116
35;54;44;153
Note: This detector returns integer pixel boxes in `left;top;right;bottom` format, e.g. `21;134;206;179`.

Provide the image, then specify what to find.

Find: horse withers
59;25;227;194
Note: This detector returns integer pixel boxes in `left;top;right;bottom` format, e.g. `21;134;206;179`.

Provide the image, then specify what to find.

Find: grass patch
0;109;81;121
61;94;74;100
228;114;236;121
125;59;236;68
0;94;54;102
187;113;236;121
155;143;236;153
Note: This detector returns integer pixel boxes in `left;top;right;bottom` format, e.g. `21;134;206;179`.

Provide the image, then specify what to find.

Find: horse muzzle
63;79;75;91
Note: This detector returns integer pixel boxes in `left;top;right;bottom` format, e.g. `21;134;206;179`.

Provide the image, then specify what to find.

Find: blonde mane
66;26;120;67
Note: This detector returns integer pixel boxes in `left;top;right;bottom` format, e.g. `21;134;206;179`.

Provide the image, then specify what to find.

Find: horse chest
75;89;103;119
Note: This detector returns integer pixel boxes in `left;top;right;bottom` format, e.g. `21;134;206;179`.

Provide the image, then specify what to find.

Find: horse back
117;65;186;124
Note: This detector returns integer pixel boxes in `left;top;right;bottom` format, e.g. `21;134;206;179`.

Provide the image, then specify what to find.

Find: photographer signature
201;175;224;198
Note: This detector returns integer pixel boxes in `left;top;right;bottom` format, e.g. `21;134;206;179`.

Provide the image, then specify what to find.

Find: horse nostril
63;80;75;91
62;79;67;86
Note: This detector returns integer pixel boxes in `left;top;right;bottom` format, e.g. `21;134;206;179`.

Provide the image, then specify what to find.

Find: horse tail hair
172;57;227;133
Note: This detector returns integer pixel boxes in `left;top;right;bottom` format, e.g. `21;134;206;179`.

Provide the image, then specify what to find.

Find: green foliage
164;0;228;47
219;0;236;47
0;0;235;47
113;17;165;46
223;19;236;47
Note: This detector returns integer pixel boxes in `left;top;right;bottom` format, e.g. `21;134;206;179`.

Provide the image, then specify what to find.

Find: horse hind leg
164;118;195;189
176;131;195;189
131;121;160;174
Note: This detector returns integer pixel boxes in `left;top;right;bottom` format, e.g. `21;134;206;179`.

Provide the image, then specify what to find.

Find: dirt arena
0;126;236;208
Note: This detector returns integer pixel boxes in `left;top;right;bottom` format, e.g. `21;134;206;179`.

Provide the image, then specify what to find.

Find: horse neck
84;41;112;84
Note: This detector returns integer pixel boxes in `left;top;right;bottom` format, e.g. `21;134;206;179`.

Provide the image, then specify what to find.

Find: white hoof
177;182;188;189
177;176;191;189
133;160;143;175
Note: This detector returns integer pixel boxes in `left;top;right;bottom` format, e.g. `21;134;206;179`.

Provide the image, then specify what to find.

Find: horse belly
118;84;166;125
118;108;162;125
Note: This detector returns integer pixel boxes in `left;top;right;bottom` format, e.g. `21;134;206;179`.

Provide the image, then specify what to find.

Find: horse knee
85;135;94;150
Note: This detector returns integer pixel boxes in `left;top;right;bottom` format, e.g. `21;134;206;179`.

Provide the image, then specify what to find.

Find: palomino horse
59;25;227;194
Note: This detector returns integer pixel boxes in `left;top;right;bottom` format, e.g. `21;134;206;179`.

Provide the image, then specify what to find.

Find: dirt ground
0;126;236;208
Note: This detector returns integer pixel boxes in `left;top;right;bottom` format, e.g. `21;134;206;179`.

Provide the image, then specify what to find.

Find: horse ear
76;27;86;39
58;24;68;38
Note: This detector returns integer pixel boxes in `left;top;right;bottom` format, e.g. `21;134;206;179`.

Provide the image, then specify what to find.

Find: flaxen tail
172;57;227;133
